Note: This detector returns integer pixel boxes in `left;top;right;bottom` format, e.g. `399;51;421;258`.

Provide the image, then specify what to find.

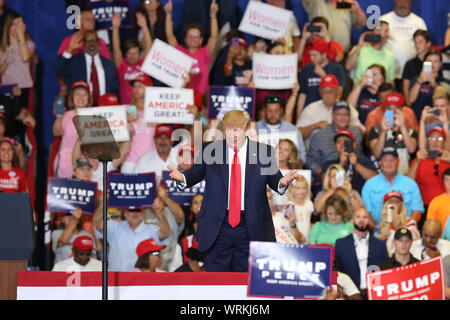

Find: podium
0;193;35;300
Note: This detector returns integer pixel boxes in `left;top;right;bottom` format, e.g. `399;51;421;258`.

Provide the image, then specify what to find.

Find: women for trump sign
252;53;297;90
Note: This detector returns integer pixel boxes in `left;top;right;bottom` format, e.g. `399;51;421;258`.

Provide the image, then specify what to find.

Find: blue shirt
443;219;450;241
96;220;169;272
361;173;424;224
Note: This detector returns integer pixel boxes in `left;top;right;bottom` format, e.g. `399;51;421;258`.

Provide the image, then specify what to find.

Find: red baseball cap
308;38;329;54
178;144;195;156
383;190;403;203
129;73;154;87
333;129;355;142
72;236;94;251
136;238;166;257
98;93;119;106
72;80;90;91
428;126;446;139
154;124;173;138
385;93;405;108
320;74;339;89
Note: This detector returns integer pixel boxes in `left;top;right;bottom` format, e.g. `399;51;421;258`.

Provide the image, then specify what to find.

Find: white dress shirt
84;53;106;97
353;232;369;290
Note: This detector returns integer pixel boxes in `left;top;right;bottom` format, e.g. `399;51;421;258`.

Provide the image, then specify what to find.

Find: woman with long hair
136;0;166;43
0;138;27;193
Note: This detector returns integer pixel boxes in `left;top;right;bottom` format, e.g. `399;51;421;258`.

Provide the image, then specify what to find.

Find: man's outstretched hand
168;165;184;184
279;169;298;189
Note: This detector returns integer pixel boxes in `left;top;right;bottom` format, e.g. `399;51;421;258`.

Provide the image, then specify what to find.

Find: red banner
366;256;445;300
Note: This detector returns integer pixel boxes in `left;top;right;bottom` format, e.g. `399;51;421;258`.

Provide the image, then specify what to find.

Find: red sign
366;256;445;300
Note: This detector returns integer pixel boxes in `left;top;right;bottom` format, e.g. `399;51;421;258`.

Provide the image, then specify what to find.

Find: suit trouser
205;212;250;272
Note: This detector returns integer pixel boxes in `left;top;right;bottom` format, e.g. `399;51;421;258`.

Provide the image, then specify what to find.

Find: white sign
141;39;195;88
76;105;130;143
144;87;194;124
238;1;292;40
257;130;299;150
252;53;297;90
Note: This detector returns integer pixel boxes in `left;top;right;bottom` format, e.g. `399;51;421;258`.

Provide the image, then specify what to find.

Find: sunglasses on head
265;96;282;104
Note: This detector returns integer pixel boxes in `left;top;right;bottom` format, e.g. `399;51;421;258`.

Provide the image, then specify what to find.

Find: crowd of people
1;0;450;300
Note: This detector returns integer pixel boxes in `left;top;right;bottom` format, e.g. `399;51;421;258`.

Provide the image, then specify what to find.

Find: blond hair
379;200;408;236
322;164;348;191
287;175;311;202
432;87;450;102
323;194;350;222
278;139;303;169
222;110;250;129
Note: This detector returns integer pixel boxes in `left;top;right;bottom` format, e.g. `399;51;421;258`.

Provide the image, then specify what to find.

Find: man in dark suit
335;208;388;299
168;110;297;272
54;30;118;104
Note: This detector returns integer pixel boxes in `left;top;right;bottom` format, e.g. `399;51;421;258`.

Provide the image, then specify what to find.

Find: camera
336;2;352;9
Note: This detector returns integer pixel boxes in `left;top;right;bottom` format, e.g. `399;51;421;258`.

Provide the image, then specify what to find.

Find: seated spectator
180;193;203;240
52;236;102;272
314;164;365;220
297;16;344;68
335;208;388;298
164;0;218;94
135;0;167;43
51;208;96;265
174;242;206;272
409;49;449;122
410;218;450;261
133;238;166;272
112;12;152;104
377;190;420;255
301;0;366;52
378;227;419;270
307;101;364;180
427;168;450;234
345;21;395;86
308;194;353;246
293;74;363;148
368;93;418;175
362;147;424;224
52;81;93;178
223;37;251;87
93;205;170;272
321;129;377;194
297;38;346;118
0;138;27;192
54;30;119;105
347;64;386;125
402;30;432;106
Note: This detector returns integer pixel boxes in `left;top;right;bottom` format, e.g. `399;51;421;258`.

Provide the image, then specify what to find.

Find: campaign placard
76;105;130;143
141;39;195;88
257;130;299;151
162;171;205;206
247;242;334;299
144;87;194;124
238;1;292;40
107;172;156;209
47;177;98;215
88;0;134;29
208;86;255;120
366;256;445;300
252;53;298;90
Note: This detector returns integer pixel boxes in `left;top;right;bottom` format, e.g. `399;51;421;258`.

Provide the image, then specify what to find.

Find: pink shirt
0;40;35;88
55;110;78;178
176;44;211;94
57;34;110;59
117;59;144;104
124;108;156;164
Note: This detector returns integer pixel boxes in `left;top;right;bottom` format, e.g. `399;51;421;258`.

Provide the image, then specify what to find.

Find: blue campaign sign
46;177;98;215
88;0;134;30
162;171;205;206
208;86;256;120
247;242;334;299
0;85;16;100
107;172;156;209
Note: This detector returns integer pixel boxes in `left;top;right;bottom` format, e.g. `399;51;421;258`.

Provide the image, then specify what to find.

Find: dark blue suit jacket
335;233;388;289
54;52;119;98
182;138;284;252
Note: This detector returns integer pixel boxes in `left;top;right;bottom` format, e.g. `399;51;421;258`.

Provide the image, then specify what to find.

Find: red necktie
228;149;241;228
90;57;100;105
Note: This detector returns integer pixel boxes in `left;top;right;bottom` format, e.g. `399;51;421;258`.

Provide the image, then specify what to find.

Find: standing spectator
133;238;166;272
135;0;167;43
164;0;219;94
427;168;450;234
410;218;450;261
402;30;432;106
301;0;366;52
297;38;346;117
223;37;252;87
0;0;18;38
380;0;427;81
0;138;27;192
52;236;102;272
362;147;424;224
308;194;353;246
346;21;395;86
420;90;450;150
0;92;35;145
377;190;420;255
378;227;419;270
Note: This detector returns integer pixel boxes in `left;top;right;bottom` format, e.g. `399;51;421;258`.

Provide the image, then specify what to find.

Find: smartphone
428;107;440;116
306;25;321;33
336;170;345;187
128;105;137;120
54;96;65;115
427;150;440;159
423;61;432;74
364;34;381;43
365;69;373;85
336;1;352;9
344;140;354;153
231;37;240;47
284;203;295;220
384;110;394;128
387;204;396;222
428;244;437;251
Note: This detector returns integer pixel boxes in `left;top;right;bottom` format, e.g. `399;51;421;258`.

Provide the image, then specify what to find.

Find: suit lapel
81;54;87;82
348;235;361;274
220;139;228;195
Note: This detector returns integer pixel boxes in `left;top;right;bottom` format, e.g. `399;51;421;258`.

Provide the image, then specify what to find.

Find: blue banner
247;242;334;299
0;85;17;100
162;171;205;206
107;173;156;209
46;177;98;215
208;86;255;120
88;0;134;30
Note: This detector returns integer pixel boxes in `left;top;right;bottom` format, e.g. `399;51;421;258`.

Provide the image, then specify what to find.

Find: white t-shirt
380;11;427;78
133;147;179;185
337;271;360;299
52;257;103;272
410;238;450;261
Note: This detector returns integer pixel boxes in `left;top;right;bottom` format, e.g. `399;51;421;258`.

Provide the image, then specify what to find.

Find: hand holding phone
128;105;138;121
387;205;396;223
423;61;432;74
363;33;381;43
306;25;321;33
54;96;65;115
384;110;394;128
344;140;354;154
336;170;345;187
336;1;352;9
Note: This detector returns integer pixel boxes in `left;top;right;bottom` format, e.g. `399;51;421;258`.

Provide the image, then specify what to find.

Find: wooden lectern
0;193;35;300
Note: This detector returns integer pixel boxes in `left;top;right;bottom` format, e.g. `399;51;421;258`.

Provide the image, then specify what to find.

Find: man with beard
334;208;388;299
52;236;102;271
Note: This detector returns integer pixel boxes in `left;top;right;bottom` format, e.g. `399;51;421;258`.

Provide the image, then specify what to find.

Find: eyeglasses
428;137;444;141
186;34;201;39
266;96;282;104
